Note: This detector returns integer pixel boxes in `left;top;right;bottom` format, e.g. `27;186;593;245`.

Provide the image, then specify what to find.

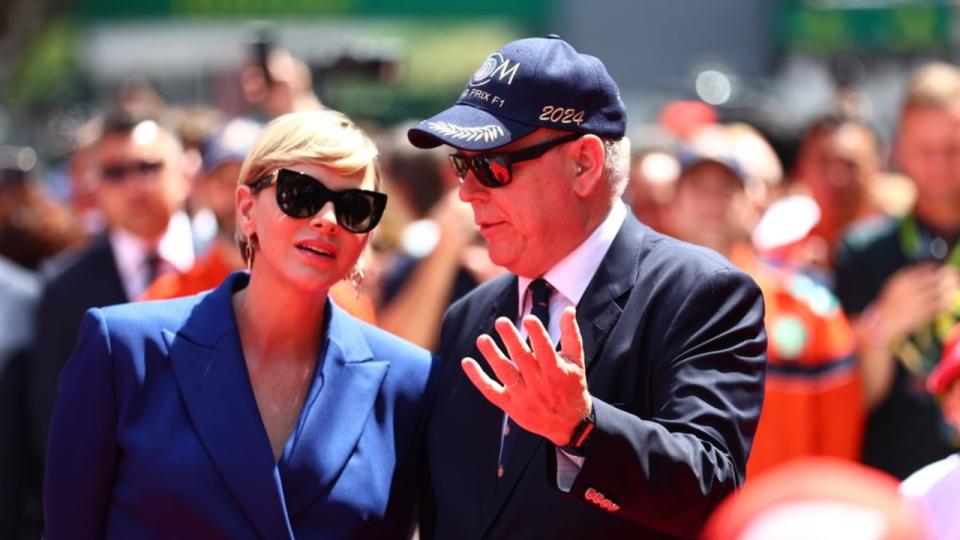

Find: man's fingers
522;315;556;371
476;334;522;388
494;317;539;376
559;307;585;369
461;358;509;412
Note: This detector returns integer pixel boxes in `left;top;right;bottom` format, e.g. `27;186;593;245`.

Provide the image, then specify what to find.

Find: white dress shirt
109;212;196;300
508;199;627;491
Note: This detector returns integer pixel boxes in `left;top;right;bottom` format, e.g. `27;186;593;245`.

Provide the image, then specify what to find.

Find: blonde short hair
237;109;382;263
238;109;381;190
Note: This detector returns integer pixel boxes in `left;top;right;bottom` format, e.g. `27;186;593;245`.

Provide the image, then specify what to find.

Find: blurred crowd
2;45;960;539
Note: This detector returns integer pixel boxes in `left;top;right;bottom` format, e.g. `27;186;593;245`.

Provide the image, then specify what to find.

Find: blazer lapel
480;215;645;537
280;303;389;516
165;273;293;540
577;213;644;371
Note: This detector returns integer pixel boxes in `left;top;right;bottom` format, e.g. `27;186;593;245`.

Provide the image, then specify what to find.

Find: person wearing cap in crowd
835;62;960;479
668;127;864;480
408;35;766;539
138;118;377;323
900;323;960;540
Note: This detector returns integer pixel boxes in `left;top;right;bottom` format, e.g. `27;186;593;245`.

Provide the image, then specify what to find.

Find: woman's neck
233;267;327;362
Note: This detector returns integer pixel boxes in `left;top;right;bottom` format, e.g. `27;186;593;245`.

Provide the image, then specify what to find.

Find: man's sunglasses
449;132;583;188
100;160;164;183
250;168;387;234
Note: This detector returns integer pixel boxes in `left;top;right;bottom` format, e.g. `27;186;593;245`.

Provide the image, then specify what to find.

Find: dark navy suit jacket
420;214;767;539
44;272;436;540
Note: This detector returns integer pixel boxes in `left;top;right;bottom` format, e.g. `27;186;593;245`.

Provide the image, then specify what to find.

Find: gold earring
348;267;364;299
244;237;256;271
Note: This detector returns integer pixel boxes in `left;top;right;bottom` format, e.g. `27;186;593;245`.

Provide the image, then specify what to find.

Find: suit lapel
576;214;644;370
165;273;293;540
280;303;388;516
452;278;518;524
480;215;645;537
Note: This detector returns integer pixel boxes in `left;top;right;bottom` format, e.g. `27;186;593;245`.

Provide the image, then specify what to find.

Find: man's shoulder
41;236;114;291
838;215;901;261
445;271;514;320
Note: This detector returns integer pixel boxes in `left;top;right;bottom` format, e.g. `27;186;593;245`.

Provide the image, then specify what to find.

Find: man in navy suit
408;36;767;539
30;113;195;467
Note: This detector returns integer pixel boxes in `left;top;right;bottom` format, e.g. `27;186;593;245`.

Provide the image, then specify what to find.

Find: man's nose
458;172;487;203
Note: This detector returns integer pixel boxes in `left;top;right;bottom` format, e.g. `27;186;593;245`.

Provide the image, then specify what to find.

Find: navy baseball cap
408;35;627;151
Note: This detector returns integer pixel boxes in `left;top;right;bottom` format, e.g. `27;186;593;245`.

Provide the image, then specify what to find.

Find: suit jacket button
497;465;504;478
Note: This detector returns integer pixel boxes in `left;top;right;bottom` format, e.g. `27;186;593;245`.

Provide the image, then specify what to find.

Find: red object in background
659;100;717;139
703;457;932;540
928;323;960;394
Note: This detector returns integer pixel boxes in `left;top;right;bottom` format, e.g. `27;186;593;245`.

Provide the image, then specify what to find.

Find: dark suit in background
0;256;42;539
421;216;767;539
29;236;127;462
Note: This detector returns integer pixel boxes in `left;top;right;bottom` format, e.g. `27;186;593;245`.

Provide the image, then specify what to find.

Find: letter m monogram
492;59;521;85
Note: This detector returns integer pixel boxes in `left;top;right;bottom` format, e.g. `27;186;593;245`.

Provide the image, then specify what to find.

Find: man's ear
571;135;605;197
236;184;256;237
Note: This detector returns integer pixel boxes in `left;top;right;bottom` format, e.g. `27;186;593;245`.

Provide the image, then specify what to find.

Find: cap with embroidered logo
408;34;627;151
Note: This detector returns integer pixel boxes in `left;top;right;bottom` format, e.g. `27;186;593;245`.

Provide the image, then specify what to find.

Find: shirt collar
518;199;627;307
109;211;196;298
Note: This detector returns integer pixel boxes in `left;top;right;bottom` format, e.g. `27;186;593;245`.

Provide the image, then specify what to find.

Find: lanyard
899;213;960;267
895;214;960;374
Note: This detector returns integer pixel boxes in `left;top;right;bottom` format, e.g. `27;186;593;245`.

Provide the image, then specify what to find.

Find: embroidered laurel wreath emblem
426;122;504;142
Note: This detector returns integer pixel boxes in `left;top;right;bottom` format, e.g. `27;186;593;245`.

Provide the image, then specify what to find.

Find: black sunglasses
449;132;583;188
100;160;164;183
250;168;387;234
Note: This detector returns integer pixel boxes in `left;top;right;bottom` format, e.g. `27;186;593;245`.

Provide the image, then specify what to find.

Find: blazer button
503;423;510;436
497;465;504;478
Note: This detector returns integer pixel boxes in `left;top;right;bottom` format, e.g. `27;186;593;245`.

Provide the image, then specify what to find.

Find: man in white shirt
901;325;960;540
410;35;767;539
30;112;193;467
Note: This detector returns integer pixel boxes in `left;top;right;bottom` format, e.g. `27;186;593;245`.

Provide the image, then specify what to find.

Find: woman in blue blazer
44;109;437;539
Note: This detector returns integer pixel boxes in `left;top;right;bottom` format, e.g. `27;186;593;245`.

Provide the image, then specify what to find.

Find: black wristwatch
559;405;596;457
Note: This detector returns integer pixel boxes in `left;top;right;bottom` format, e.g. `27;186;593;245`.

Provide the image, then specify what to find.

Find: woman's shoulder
94;291;208;337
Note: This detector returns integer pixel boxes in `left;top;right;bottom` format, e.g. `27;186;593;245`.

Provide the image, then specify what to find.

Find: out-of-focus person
835;62;960;478
43;109;435;539
900;323;960;540
669;134;864;479
791;114;887;272
242;47;323;120
0;149;83;540
30;113;196;469
703;457;934;540
624;147;679;235
139;117;376;322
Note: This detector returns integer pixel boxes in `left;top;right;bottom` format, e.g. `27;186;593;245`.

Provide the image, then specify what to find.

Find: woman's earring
244;236;256;271
348;267;365;299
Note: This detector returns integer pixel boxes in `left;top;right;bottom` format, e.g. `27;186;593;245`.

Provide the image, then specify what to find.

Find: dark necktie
498;278;553;479
145;251;163;284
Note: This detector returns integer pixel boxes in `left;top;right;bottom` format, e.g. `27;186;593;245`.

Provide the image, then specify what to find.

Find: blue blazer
44;272;437;540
